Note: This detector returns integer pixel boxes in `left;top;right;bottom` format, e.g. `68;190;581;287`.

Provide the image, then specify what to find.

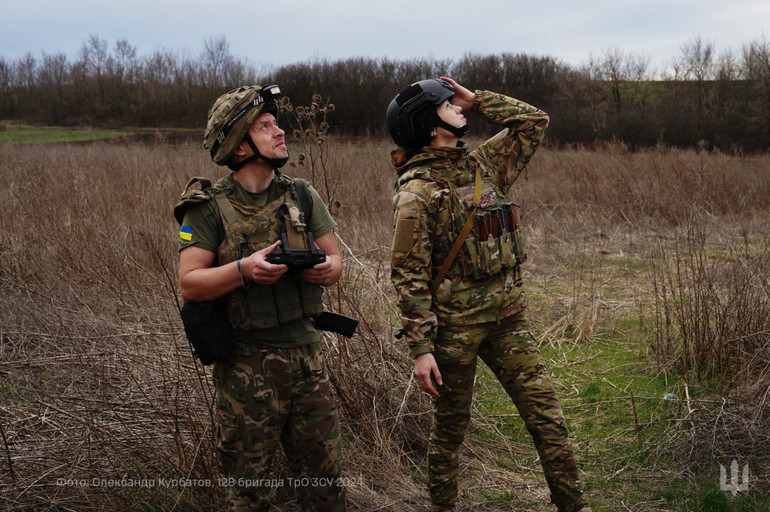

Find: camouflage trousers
213;342;346;512
429;303;585;512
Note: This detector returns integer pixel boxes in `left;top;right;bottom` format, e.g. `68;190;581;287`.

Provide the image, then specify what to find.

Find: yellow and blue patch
179;225;193;241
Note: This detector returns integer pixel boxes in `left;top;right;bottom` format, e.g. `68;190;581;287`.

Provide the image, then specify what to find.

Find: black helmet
386;78;466;148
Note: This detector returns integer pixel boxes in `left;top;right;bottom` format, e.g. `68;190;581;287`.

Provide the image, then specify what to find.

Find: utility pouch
180;300;234;365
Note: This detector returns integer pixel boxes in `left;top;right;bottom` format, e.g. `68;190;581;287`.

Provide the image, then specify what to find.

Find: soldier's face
436;100;466;130
247;113;288;159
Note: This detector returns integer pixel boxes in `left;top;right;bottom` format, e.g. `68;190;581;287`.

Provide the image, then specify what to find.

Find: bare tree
110;39;138;84
499;53;566;104
743;35;770;95
15;53;37;88
0;57;10;90
716;48;740;81
79;34;110;106
679;36;716;82
452;53;501;92
677;36;717;138
742;35;770;142
143;48;178;84
201;36;233;88
37;53;69;122
80;34;109;79
38;53;68;86
589;47;651;113
0;57;13;117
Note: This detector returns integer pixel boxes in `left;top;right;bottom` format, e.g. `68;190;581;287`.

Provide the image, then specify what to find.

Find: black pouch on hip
180;300;234;365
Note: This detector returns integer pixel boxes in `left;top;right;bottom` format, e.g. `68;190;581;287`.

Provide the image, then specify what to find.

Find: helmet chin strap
437;119;469;139
228;134;289;171
429;110;469;140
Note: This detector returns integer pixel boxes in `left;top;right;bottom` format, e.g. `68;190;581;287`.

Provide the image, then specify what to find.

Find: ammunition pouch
449;184;525;281
180;300;234;365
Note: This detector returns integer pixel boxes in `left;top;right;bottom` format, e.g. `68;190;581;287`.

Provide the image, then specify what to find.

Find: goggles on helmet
208;85;282;160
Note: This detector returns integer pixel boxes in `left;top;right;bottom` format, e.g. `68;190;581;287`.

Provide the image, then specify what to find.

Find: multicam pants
213;342;346;512
429;300;586;512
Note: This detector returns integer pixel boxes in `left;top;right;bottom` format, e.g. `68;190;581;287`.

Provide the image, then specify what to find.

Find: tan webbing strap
213;192;240;225
429;167;482;294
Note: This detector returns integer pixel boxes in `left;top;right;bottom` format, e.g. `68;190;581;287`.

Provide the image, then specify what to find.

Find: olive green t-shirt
178;174;336;348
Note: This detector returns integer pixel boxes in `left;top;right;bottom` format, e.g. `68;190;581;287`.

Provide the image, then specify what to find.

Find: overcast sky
2;0;768;75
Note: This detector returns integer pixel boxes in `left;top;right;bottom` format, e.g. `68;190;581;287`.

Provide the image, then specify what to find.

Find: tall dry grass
0;133;432;511
1;132;769;510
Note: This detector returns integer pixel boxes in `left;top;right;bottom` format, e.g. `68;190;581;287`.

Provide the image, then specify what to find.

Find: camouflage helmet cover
203;84;281;165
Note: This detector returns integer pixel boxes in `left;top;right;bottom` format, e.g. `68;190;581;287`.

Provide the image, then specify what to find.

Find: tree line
2;34;770;152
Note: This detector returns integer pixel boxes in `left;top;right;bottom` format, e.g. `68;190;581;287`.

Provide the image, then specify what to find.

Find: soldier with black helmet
387;77;590;512
175;85;346;511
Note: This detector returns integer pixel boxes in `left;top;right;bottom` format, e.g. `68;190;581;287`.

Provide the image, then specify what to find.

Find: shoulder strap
293;178;313;226
212;191;240;225
429;166;482;295
207;177;312;230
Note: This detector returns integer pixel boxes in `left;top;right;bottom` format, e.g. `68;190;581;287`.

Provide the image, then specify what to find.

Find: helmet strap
228;133;289;171
427;110;468;141
435;119;469;139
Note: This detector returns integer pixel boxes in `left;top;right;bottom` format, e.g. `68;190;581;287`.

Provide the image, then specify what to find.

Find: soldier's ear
233;141;248;157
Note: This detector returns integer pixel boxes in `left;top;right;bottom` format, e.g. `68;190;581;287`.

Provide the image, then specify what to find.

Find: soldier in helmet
387;77;590;512
175;85;346;511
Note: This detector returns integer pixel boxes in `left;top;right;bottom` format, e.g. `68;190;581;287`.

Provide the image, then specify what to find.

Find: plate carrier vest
403;167;526;283
177;175;323;330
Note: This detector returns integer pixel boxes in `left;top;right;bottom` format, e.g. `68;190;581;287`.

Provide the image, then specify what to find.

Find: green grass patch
466;319;770;511
0;122;202;144
0;123;134;143
608;254;649;273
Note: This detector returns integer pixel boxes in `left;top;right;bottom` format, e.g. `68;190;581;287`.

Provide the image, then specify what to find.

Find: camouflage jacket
390;90;549;358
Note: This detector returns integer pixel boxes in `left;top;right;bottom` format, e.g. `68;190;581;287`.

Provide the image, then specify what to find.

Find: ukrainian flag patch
179;225;193;241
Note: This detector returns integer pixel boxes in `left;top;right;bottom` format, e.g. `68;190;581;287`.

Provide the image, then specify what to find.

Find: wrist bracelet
237;259;250;289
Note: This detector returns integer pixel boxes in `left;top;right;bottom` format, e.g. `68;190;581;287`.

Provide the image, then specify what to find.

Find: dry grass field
1;133;769;511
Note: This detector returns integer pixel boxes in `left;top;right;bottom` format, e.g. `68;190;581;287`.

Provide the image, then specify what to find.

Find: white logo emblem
720;460;749;495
